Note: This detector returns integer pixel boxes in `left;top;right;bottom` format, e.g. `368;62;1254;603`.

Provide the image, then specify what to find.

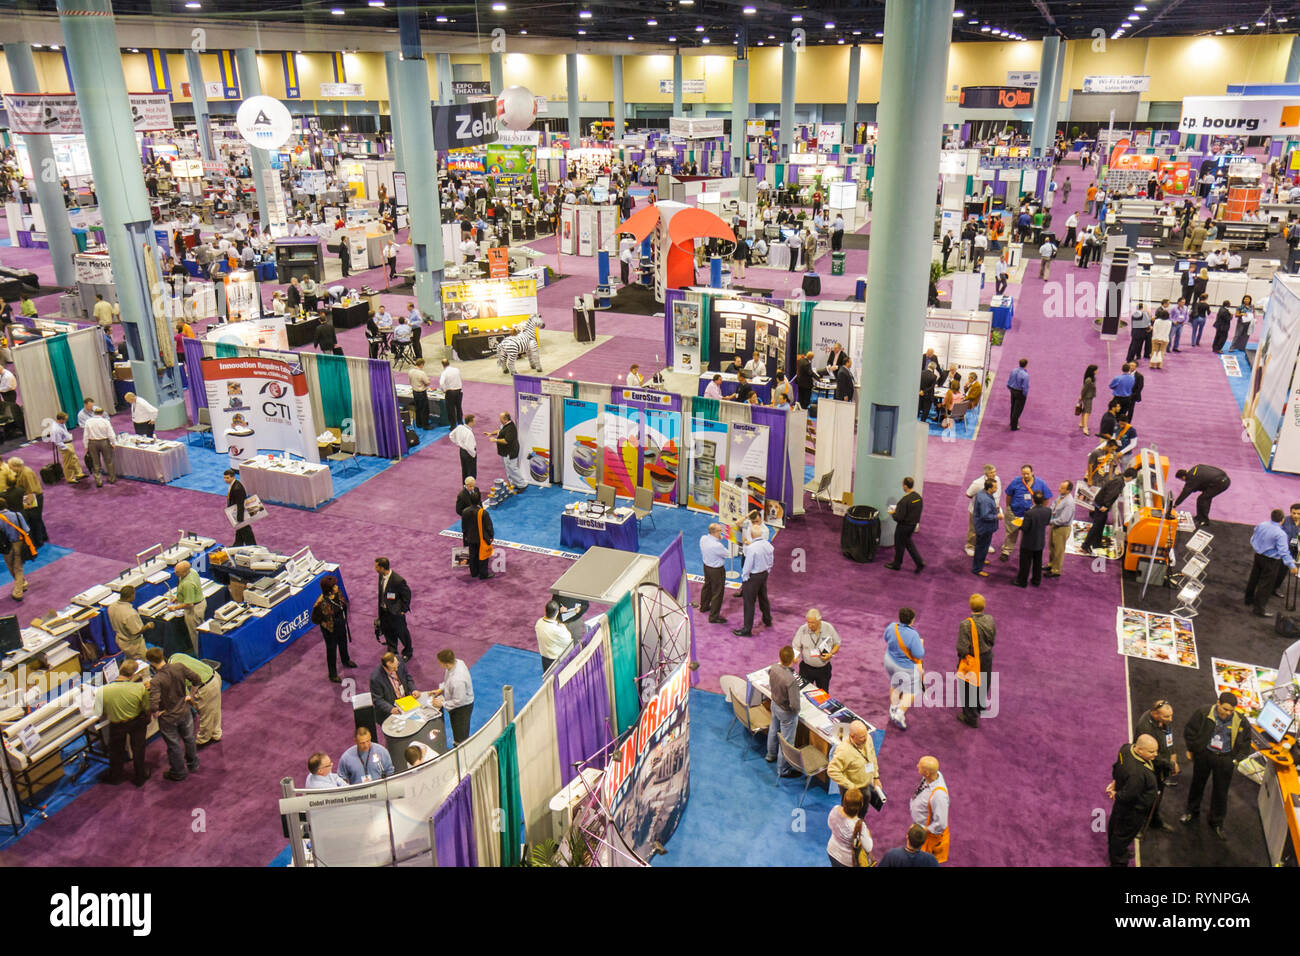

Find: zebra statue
495;314;545;375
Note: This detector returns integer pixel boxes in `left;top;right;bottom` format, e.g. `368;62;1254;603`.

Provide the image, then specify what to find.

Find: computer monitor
0;614;20;655
1256;699;1295;744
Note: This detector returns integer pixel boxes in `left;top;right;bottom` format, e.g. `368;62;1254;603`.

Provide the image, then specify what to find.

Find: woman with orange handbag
956;593;996;728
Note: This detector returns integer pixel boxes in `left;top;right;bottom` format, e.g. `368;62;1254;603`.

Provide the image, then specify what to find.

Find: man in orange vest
910;755;949;863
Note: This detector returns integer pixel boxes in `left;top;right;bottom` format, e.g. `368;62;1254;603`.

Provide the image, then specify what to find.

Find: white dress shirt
699;533;731;568
0;369;16;393
449;424;476;456
966;474;1002;513
535;616;571;661
130;396;158;424
439;659;474;709
741;539;775;581
704;381;724;400
439;366;464;391
84;415;116;442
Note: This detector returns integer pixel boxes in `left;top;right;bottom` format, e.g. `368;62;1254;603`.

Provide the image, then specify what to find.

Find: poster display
603;404;640;499
484;144;537;193
560;205;577;255
3;93;174;134
1115;607;1199;669
672;299;702;374
602;660;691;865
1211;658;1278;718
687;418;728;514
439;277;538;324
1248;277;1300;471
207;315;288;351
561;398;600;493
517;392;551;485
223;270;263;320
727;422;769;517
641;408;681;505
201;356;320;462
1064;520;1120;560
717;479;747;530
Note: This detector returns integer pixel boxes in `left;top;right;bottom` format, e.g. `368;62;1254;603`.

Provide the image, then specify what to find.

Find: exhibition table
381;699;447;771
559;509;640;552
745;664;876;759
331;302;369;330
991;296;1015;331
113;436;192;483
767;244;790;270
451;331;504;361
239;455;334;509
394;384;450;427
286;316;320;348
697;373;773;404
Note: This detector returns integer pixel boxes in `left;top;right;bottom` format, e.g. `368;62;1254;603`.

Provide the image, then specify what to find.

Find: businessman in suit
826;342;850;371
375;556;414;660
369;651;424;724
834;359;855;401
223;468;255;546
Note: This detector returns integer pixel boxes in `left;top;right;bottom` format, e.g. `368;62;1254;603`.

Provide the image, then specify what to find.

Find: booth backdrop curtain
46;335;84;419
750;405;789;509
691;396;719;422
183;336;206;421
215;342;239;359
433;774;477;868
64;328;113;425
698;293;712;366
513;375;543;395
347;356;379;456
314;353;353;433
298;352;329;448
493;723;524;867
367;359;405;459
657;532;685;598
555;639;611;780
794;300;816;354
514;676;562;847
11;338;54;441
607;592;640;736
469;748;502;868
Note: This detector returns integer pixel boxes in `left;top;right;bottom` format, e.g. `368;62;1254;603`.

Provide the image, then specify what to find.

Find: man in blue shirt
1245;509;1298;618
883;608;924;730
1108;363;1135;421
305;752;347;789
337;726;395;784
404;302;424;359
1006;358;1029;431
878;824;940;867
1000;464;1052;561
1272;502;1300;596
733;536;774;637
698;523;731;624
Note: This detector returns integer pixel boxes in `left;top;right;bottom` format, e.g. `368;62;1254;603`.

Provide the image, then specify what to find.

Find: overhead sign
1006;70;1040;88
204;81;224;99
431;100;499;152
745;119;765;137
496;128;540;146
660;79;706;95
452;81;492;97
816;123;843;150
1082;75;1151;94
320;82;363;97
236;95;294;150
668;116;724;139
1179;95;1300;136
2;93;174;134
979;156;1053;170
959;86;1034;110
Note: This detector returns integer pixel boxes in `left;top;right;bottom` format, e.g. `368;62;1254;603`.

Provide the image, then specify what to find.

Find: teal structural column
612;54;625;140
566;53;580;143
436;51;453;105
673;52;683;116
490;51;504;93
845;43;861;145
234;48;271;230
57;0;183;428
779;41;796;159
4;43;77;287
383;51;407;173
1288;35;1300;83
184;50;215;161
731;57;749;175
1029;35;1062;157
852;0;952;509
391;55;444;322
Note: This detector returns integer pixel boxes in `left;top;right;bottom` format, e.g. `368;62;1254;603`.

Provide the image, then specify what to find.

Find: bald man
168;560;207;655
697;523;730;624
1106;734;1160;867
909;756;949;863
827;720;881;813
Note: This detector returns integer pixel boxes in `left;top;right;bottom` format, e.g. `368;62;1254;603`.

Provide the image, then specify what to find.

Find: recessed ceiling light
578;29;586;34
184;1;200;7
366;0;382;6
1280;17;1289;23
743;5;756;13
1227;27;1235;32
1214;29;1223;34
953;9;965;18
647;18;657;25
701;36;710;43
492;2;507;10
837;38;845;44
980;25;990;31
520;28;527;34
767;34;775;39
1256;20;1266;26
435;14;447;21
874;31;883;37
1128;13;1139;20
852;29;861;35
668;35;676;41
330;7;344;13
824;21;835;29
129;47;139;52
679;0;693;5
695;24;704;31
628;35;635;39
1134;3;1146;8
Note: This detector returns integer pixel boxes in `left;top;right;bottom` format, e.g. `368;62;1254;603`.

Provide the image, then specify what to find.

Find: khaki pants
59;445;84;482
87;438;116;482
192;675;222;744
184;600;206;654
4;548;25;598
1048;524;1072;574
1000;512;1022;556
1150;339;1167;367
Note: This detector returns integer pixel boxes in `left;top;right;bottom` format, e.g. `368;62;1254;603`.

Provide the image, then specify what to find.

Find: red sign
486;247;509;279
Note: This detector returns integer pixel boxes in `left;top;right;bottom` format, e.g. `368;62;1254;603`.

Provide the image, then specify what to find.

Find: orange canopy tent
615;204;737;295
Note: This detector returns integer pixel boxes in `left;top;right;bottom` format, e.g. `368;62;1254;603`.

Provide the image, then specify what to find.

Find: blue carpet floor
267;641;543;865
923;400;983;440
1221;348;1254;414
0;543;73;585
443;484;746;577
167;426;450;505
655;688;887;867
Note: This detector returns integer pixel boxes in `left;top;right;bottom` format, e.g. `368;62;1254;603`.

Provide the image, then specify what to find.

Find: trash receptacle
831;251;846;276
574;306;596;342
840;505;880;563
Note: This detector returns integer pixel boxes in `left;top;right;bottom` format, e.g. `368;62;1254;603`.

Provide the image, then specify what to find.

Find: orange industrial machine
1120;447;1178;573
1249;688;1300;865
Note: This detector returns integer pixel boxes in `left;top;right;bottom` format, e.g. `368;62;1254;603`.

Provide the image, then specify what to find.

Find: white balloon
496;86;536;131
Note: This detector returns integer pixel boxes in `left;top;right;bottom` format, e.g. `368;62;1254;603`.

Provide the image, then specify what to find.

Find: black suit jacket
455;487;482;516
378;571;411;617
1019;503;1051;551
462;505;494;546
370;660;415;720
834;366;855;401
226;479;247;523
826;348;849;370
894;491;923;528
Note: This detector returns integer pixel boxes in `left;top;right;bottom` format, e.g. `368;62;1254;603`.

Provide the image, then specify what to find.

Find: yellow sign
440;277;539;345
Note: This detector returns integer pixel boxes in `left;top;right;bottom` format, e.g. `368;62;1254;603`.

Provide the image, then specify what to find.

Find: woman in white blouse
827;788;871;867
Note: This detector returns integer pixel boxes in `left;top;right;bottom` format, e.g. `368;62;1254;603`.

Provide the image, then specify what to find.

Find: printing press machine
1118;446;1179;575
244;573;292;609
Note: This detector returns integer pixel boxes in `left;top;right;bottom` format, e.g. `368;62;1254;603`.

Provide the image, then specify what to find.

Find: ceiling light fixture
679;0;693;5
492;2;507;10
331;6;344;13
366;0;382;6
980;25;990;32
520;28;527;34
852;29;861;35
668;35;677;41
1227;27;1235;32
701;36;710;43
824;21;835;29
791;14;802;22
695;24;704;31
1128;13;1139;20
184;1;201;7
953;9;965;18
743;5;756;13
435;14;447;21
647;18;657;25
1256;20;1266;26
578;28;586;34
1134;4;1147;9
628;34;635;39
837;38;845;44
579;10;591;18
874;31;883;37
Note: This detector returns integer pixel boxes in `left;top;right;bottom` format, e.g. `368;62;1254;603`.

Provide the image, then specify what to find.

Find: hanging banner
560;205;577;255
1251;278;1300;471
236;95;294;150
2;93;174;134
221;270;263;320
320;82;364;97
672;299;702;374
816;124;843;151
392;171;408;206
1082;75;1150;94
602;660;691;864
958;86;1034;110
660;79;706;95
641;408;681;505
517;392;551;485
452;81;492;97
687;418;728;514
1179;95;1300;137
202;356;319;462
668;116;723;139
562;398;600;493
73;253;113;285
1005;70;1040;88
431;100;499;152
603;404;640;499
727;421;769;517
